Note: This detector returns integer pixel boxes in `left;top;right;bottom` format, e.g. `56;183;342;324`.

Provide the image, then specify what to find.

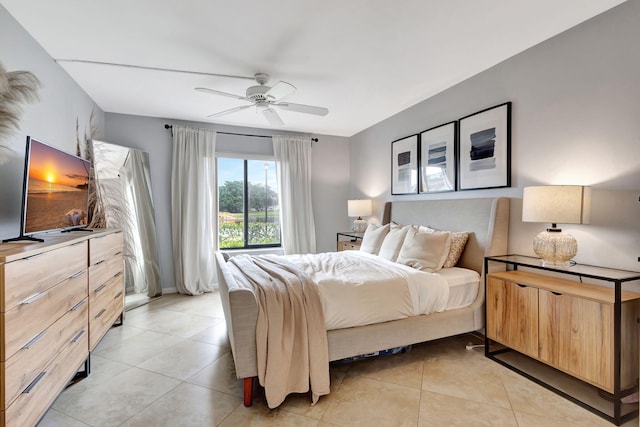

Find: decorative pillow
359;223;390;255
378;224;410;262
419;226;470;268
397;226;452;272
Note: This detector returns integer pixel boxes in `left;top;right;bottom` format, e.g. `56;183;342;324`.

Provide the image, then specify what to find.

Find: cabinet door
538;289;614;391
486;277;538;358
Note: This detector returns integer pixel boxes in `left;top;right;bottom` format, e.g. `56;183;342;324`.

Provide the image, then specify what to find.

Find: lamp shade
347;199;372;218
522;186;591;225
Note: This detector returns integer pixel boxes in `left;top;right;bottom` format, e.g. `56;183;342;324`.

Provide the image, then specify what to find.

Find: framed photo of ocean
458;102;511;190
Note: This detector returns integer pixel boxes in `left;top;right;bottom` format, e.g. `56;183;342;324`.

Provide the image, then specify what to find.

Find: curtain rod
163;124;318;142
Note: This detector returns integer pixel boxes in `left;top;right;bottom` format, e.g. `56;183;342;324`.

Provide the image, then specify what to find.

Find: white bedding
436;267;480;311
285;251;453;330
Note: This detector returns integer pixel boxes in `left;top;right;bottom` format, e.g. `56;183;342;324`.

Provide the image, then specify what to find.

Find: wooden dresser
0;229;124;427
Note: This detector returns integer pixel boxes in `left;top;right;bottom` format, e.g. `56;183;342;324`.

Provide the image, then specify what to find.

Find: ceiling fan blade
275;102;329;116
262;108;284;126
264;81;296;101
208;105;252;118
195;87;246;100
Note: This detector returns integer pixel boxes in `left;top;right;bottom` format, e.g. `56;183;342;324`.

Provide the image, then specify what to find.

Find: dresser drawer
2;315;88;427
1;300;88;410
1;241;87;311
90;272;124;315
89;232;123;266
89;253;123;293
90;286;124;351
2;269;88;361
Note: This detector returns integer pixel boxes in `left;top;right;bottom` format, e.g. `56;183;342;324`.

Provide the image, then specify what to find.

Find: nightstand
484;255;640;426
336;231;364;251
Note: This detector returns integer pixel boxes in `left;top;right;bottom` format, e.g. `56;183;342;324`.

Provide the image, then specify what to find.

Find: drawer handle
71;329;86;343
22;331;46;349
115;251;123;256
517;284;527;288
95;308;107;319
20;291;47;305
114;271;123;278
23;372;46;394
70;299;86;311
70;241;85;247
551;291;563;296
94;260;106;266
69;270;86;279
114;291;123;299
95;284;107;293
24;252;46;261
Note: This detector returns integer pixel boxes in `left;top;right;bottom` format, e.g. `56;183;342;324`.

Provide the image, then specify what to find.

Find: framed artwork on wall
458;102;511;190
419;121;456;193
391;134;418;195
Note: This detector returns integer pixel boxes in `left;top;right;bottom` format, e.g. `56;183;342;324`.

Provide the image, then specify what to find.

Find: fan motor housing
246;85;270;102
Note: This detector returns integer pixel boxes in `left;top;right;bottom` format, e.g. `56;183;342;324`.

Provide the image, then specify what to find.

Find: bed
214;197;510;407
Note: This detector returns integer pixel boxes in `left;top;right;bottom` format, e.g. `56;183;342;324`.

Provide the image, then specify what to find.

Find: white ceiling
1;0;627;137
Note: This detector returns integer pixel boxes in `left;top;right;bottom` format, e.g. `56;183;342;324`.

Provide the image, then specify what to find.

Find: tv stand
62;227;93;233
2;234;44;243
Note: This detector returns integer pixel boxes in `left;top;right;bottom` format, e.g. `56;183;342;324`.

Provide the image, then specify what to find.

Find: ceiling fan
195;73;329;126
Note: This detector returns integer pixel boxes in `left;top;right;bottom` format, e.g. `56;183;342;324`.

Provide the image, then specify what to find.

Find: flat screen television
4;136;91;242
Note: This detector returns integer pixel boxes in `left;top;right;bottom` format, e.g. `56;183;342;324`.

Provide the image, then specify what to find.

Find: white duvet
285;251;451;330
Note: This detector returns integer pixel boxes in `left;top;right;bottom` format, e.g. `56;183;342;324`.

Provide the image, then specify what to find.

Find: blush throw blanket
227;254;330;408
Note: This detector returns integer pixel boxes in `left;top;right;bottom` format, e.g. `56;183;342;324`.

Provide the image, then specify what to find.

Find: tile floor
39;292;638;427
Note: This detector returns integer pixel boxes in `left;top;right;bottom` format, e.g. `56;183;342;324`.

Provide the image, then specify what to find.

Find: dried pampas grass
0;62;41;161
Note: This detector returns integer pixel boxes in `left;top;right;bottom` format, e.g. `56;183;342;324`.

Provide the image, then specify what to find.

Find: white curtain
171;125;217;295
273;135;316;254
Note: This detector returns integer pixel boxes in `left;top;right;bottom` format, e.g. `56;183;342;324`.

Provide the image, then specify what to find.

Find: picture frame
419;121;457;193
458;102;511;190
391;134;418;195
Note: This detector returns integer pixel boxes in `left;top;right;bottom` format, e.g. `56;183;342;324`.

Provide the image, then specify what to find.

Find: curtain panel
171;125;217;295
273;135;316;254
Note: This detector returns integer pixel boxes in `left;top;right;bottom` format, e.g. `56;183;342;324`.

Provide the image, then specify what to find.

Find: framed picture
391;134;418;195
458;102;511;190
419;121;456;193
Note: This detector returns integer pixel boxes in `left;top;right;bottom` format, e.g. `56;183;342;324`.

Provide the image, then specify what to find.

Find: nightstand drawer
1;241;87;311
338;240;361;251
89;253;123;293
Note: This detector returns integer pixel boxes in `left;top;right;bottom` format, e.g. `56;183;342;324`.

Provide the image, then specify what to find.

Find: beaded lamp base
533;229;577;267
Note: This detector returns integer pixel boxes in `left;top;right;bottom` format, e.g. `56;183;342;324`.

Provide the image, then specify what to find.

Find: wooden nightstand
484;255;640;426
336;231;364;251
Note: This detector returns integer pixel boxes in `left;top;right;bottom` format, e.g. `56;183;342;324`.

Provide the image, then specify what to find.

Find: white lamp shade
522;186;591;225
348;199;372;218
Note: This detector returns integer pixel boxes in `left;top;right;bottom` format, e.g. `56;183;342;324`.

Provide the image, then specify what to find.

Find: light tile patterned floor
38;292;638;426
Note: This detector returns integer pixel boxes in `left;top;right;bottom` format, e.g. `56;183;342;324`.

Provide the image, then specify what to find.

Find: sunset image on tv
24;139;90;234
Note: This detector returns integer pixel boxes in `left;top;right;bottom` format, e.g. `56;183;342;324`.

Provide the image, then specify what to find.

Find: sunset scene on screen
24;139;90;234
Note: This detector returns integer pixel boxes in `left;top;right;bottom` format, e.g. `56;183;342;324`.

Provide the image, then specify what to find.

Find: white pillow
378;224;410;262
419;226;470;268
397;226;452;272
360;223;390;255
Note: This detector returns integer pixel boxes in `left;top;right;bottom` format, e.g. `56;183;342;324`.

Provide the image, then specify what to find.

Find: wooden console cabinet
485;255;640;425
0;229;123;426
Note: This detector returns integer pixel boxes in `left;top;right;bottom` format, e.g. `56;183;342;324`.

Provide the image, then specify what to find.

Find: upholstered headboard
382;197;510;276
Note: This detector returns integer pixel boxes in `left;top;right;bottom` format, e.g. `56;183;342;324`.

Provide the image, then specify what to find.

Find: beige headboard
382;197;510;276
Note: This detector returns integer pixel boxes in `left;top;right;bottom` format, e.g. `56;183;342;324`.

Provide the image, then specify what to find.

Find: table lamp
348;199;372;233
522;185;591;267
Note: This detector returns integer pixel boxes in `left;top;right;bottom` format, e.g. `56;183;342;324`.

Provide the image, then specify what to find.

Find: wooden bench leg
243;377;255;407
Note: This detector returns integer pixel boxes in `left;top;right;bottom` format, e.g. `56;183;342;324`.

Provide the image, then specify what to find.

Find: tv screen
22;137;91;235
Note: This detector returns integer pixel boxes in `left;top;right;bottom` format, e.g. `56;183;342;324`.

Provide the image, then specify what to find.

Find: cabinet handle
69;270;86;279
95;284;107;293
22;331;46;349
517;284;527;288
551;291;563;296
70;329;86;343
20;291;47;305
94;260;106;266
114;271;123;278
70;299;86;311
24;252;46;260
114;291;123;299
114;251;123;256
70;241;85;247
22;372;46;394
95;308;106;319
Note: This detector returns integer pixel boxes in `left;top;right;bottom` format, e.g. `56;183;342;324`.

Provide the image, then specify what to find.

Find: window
217;157;280;249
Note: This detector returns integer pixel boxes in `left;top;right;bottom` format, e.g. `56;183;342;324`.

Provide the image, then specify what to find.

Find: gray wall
0;5;105;240
104;114;350;290
350;0;640;271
